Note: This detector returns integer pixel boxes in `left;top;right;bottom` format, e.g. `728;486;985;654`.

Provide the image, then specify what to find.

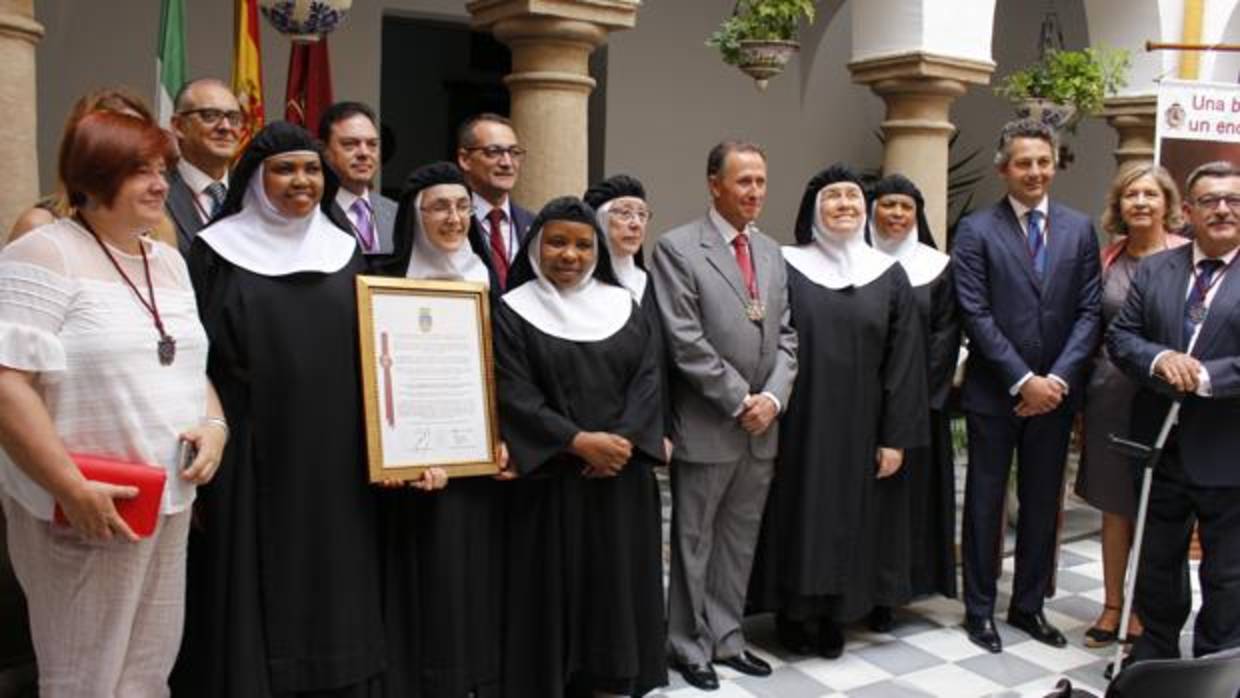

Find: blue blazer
1107;244;1240;487
952;198;1102;416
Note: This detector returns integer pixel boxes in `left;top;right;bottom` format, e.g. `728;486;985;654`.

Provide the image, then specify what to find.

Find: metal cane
1106;399;1183;679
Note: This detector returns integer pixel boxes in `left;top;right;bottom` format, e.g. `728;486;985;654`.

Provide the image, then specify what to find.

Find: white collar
404;191;490;287
1008;195;1049;222
502;224;632;342
708;206;747;246
198;159;357;276
473;193;511;224
1192;242;1240;267
596;200;647;301
867;218;949;287
783;190;895;290
177;159;227;195
336;187;371;215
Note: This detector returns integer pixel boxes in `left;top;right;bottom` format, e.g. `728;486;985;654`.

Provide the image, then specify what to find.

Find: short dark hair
60;111;178;208
1185;160;1240;198
707;140;766;178
457;113;515;150
318;101;378;143
994;118;1058;167
173;77;234;113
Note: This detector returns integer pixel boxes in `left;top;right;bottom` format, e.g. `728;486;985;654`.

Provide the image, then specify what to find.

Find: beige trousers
2;495;191;698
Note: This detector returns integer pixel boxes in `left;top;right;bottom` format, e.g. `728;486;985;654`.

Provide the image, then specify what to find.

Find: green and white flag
156;0;187;127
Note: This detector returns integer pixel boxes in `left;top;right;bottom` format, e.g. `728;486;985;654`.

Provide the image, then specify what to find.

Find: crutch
1106;398;1183;679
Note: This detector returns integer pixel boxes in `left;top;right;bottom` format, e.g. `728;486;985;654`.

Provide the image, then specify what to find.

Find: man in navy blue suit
953;119;1102;653
1108;161;1240;666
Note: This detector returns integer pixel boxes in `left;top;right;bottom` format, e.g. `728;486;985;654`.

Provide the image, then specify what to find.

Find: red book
53;454;167;538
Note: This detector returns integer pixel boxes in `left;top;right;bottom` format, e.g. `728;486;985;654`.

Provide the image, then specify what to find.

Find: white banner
1156;79;1240;190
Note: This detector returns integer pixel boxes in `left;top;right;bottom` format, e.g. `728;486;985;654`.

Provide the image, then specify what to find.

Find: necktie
1027;209;1046;278
1183;258;1225;347
487;208;509;289
204;181;227;220
731;233;758;299
350;198;376;252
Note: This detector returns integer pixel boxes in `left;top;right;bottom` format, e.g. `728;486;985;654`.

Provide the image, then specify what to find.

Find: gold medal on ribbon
745;299;765;322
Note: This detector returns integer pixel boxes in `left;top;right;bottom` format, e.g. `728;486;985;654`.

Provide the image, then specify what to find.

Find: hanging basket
736;39;799;91
259;0;352;42
1015;98;1078;132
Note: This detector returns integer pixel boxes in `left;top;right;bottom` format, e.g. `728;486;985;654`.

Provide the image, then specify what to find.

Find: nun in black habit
496;197;667;697
582;174;673;457
747;164;928;659
175;122;388;697
865;174;961;624
371;161;505;698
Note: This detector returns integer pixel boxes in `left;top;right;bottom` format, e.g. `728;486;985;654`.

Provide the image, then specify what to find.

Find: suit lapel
752;232;777;303
1041;203;1070;297
1193;254;1240;356
995;200;1041;295
165;172;203;246
1163;246;1193;351
699;220;749;304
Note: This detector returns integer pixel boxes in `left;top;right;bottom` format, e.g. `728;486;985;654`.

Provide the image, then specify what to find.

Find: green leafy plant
707;0;816;65
994;47;1130;117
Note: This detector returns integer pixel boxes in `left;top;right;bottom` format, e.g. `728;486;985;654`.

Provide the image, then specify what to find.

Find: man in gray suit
319;101;397;255
166;78;242;255
653;141;798;691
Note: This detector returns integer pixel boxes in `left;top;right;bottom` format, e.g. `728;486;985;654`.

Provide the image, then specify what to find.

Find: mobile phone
178;439;199;470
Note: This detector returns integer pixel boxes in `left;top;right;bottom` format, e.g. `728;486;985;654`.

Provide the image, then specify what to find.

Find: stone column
849;52;993;249
466;0;639;210
0;0;42;243
1101;94;1157;168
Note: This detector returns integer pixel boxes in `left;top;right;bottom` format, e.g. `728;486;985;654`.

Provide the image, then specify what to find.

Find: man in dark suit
166;78;242;255
653;141;797;691
952;119;1102;653
319;102;397;255
456;114;533;291
1108;161;1240;666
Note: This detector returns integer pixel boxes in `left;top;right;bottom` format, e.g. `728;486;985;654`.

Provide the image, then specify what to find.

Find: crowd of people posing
2;78;1240;698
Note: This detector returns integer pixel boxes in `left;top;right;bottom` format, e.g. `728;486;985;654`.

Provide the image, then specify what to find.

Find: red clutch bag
53;453;167;538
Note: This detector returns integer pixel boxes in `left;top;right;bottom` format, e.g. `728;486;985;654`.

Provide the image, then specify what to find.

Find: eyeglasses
1192;194;1240;211
463;145;526;161
609;208;652;224
419;202;475;218
179;108;245;127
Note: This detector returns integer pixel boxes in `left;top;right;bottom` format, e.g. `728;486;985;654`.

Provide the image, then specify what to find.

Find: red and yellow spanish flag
231;0;265;151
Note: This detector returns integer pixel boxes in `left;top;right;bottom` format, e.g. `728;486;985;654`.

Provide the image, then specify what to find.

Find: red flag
285;39;333;130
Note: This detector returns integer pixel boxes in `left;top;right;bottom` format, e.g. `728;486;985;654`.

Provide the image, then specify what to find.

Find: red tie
732;233;758;299
487;208;509;289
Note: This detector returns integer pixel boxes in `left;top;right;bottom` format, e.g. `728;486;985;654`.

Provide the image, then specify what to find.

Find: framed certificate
356;276;501;482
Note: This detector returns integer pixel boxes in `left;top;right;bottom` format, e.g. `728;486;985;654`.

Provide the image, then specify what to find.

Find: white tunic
0;219;209;520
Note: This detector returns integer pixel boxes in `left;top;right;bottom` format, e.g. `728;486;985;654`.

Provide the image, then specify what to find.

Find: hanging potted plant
994;46;1129;132
707;0;817;91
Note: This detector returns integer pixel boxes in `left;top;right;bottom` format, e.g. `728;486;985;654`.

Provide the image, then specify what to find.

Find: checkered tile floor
651;418;1205;697
652;535;1205;697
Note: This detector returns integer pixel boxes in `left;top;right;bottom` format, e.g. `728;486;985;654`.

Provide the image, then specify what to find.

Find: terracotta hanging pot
736;39;799;91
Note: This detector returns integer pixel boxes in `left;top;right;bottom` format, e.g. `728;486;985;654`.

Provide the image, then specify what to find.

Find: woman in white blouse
0;110;226;696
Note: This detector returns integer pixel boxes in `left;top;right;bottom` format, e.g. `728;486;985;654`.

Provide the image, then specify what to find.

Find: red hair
59;111;178;208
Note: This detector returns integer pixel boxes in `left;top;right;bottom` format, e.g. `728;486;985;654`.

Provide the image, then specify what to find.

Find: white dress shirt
177;160;228;224
473;194;519;264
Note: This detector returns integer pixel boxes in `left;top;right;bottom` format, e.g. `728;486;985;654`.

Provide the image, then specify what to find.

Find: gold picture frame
356;275;501;482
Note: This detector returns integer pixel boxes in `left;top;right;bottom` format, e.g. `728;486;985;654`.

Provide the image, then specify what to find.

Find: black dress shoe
868;606;895;633
674;662;719;691
776;614;813;654
963;614;1003;653
818;619;845;659
1007;608;1067;648
714;650;772;677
